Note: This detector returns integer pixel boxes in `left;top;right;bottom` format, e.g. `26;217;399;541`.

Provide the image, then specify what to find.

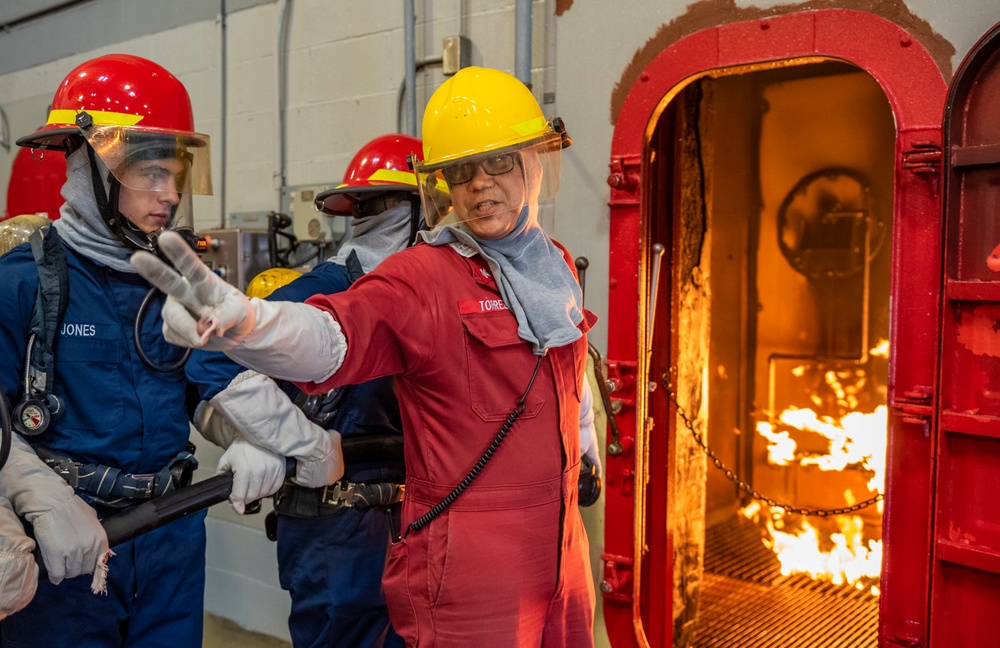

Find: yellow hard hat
420;67;560;167
0;214;52;257
245;267;302;299
413;67;570;227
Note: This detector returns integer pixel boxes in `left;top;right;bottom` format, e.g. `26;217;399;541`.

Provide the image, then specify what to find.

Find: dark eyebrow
135;163;172;174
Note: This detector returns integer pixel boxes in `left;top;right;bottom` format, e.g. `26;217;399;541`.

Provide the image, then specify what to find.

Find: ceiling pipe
274;0;292;205
515;0;532;87
397;55;442;136
403;0;418;136
217;0;228;227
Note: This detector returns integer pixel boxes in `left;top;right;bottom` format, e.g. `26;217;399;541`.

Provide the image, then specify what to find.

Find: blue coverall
186;260;405;648
0;236;206;648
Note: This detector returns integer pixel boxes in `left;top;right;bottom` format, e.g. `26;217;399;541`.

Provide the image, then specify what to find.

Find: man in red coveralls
132;66;598;647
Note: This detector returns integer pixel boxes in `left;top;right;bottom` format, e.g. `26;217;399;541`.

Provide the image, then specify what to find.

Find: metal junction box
196;228;271;294
281;184;347;244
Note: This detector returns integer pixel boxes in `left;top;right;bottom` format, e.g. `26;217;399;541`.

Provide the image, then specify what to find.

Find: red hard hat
16;53;212;197
16;53;199;150
315;133;422;216
5;144;66;221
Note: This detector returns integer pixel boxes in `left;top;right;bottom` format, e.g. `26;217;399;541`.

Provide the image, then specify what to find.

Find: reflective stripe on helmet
46;109;144;128
509;117;548;138
365;168;418;187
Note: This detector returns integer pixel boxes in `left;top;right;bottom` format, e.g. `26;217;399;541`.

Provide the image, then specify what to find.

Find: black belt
35;444;198;505
275;479;404;519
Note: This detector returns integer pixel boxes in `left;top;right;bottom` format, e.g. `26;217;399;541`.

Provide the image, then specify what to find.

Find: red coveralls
300;240;597;647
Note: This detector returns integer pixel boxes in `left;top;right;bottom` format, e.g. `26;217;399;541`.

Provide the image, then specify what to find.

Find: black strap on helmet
85;144;113;226
85;144;152;252
78;111;165;254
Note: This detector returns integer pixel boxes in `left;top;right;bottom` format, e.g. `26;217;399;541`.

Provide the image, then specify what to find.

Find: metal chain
664;380;883;517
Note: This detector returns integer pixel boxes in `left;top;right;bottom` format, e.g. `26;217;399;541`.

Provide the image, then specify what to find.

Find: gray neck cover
328;202;415;274
420;206;583;355
52;147;135;273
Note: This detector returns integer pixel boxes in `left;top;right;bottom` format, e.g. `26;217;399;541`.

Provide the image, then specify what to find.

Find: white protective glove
210;370;345;488
217;439;286;514
132;231;257;350
0;496;38;619
0;435;109;589
193;400;240;449
32;495;110;588
579;377;603;480
131;231;343;383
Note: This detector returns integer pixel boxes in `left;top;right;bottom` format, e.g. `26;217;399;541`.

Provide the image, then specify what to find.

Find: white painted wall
1;0;997;643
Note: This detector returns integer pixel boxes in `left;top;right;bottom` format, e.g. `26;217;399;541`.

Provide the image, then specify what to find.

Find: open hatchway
600;10;955;648
648;60;892;648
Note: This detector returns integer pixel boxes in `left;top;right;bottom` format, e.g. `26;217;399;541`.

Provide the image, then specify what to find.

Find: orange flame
746;343;887;596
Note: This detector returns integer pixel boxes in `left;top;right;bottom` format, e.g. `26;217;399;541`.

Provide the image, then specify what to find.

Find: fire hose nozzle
101;472;234;547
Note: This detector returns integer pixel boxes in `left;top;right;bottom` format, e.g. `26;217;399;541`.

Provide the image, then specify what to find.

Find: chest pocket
54;336;125;431
462;313;545;422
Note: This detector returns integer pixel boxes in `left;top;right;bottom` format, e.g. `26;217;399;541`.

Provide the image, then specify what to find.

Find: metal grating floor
691;516;879;647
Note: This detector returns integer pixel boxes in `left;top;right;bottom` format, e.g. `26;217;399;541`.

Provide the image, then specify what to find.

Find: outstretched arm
132;231;343;383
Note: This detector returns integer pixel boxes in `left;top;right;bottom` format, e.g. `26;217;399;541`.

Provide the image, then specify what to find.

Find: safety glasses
441;152;517;186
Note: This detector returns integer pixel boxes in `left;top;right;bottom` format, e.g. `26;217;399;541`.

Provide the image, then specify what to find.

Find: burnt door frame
932;20;1000;648
604;9;947;647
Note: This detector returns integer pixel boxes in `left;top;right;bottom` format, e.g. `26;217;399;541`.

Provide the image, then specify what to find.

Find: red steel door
930;20;1000;647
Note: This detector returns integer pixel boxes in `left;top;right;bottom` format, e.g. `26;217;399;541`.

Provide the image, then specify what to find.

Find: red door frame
603;9;947;647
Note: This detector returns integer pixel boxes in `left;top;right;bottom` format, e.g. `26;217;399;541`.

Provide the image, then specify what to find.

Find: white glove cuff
226;299;345;384
194;400;239;448
0;435;76;521
292;449;343;489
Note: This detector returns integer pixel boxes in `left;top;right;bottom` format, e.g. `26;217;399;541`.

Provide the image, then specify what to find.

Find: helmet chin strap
85;145;170;254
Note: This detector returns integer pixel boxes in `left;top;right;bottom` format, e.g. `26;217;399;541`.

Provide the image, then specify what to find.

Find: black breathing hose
0;393;11;471
406;356;544;536
134;288;190;373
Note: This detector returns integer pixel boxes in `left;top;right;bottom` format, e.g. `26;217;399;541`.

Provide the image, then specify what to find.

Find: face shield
412;132;562;234
82;125;211;235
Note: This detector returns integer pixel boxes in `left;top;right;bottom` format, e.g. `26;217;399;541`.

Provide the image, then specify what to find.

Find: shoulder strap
26;226;68;395
344;249;365;284
304;250;365;430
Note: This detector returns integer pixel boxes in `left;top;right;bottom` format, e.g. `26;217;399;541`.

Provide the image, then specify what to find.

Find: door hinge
599;553;633;602
893;385;934;424
901;142;942;175
606;359;638;408
607;155;641;205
